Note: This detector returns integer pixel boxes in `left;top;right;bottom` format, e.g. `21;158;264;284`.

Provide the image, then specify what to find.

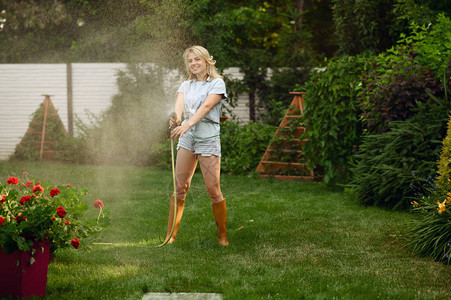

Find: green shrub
407;191;451;264
407;114;451;263
300;55;370;186
406;113;451;264
349;99;450;209
359;14;451;133
220;120;275;175
401;13;451;77
436;113;451;189
359;49;446;133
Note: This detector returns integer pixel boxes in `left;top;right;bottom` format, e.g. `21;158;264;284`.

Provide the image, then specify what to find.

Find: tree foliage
0;0;188;64
332;0;398;55
0;1;337;123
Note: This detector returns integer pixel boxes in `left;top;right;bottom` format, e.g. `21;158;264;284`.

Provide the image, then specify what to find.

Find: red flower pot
0;241;50;299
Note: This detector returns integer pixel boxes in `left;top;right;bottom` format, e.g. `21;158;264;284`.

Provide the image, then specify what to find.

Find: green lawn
1;161;450;299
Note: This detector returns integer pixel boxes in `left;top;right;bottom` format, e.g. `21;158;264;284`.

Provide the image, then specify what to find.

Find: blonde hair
183;45;222;80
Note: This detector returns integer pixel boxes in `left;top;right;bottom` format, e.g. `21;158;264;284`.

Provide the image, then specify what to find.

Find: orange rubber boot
212;199;229;246
165;195;185;244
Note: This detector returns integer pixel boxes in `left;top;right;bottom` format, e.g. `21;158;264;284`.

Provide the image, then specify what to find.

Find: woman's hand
170;122;191;139
168;116;181;130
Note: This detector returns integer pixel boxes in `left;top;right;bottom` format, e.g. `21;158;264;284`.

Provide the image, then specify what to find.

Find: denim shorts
177;131;221;157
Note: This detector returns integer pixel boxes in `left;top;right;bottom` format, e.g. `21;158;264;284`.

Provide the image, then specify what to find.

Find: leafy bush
391;0;439;37
408;191;451;264
349;99;450;209
436;113;451;189
407;114;451;264
402;14;451;76
300;55;370;186
360;51;445;133
220;121;275;175
359;13;451;133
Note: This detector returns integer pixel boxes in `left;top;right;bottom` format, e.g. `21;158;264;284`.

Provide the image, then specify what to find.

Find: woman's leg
165;147;198;243
175;147;198;201
199;155;228;246
198;155;223;204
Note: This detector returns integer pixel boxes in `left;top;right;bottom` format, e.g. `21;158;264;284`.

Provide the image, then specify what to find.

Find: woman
165;45;228;246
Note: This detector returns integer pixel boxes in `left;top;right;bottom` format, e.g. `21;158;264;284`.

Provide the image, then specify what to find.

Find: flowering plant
0;173;108;254
408;178;451;264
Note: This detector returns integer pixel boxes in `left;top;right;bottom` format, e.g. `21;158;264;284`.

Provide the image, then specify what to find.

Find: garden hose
157;125;177;248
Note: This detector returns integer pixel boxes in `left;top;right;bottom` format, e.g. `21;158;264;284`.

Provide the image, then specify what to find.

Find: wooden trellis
13;95;68;161
256;92;322;181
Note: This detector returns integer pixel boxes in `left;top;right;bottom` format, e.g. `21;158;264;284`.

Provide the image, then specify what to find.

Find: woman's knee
176;181;190;200
206;185;223;203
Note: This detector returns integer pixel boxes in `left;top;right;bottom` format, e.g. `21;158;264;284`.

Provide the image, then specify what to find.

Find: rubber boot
165;194;185;244
212;199;229;246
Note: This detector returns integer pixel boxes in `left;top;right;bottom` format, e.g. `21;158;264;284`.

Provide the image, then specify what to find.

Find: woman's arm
173;92;184;125
170;94;222;139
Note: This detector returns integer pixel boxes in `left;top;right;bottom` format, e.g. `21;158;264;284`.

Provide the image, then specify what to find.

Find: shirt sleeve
208;78;228;101
177;81;187;94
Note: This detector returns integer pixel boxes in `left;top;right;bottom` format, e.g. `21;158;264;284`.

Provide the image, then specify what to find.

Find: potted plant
0;172;108;298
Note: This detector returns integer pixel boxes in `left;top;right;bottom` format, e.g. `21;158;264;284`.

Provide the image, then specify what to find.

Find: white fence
0;63;252;161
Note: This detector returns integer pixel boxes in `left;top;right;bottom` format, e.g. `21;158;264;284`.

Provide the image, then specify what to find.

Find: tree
185;0;329;122
0;0;188;64
0;0;338;125
332;0;398;56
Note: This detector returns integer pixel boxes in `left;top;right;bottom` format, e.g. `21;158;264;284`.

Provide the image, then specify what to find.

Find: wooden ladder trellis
255;92;322;182
13;95;68;161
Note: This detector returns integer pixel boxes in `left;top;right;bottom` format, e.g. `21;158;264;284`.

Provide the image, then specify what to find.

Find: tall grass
0;162;450;299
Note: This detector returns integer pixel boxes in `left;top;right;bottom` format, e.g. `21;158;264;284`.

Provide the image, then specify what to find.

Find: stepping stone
142;293;222;300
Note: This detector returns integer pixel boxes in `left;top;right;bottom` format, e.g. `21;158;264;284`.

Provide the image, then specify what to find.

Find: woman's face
187;52;207;79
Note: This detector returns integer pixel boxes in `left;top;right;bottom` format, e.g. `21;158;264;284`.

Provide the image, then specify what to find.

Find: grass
1;161;450;299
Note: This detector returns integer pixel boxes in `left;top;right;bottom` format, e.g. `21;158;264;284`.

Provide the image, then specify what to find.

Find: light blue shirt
177;77;227;141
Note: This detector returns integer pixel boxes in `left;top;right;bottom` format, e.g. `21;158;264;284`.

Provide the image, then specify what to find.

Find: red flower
71;238;80;249
66;184;72;188
7;177;19;185
56;206;67;218
64;220;71;224
50;188;61;197
15;213;26;224
25;181;33;188
93;199;104;209
51;217;56;221
22;171;28;175
0;216;5;226
33;185;44;194
20;196;31;205
0;195;6;204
